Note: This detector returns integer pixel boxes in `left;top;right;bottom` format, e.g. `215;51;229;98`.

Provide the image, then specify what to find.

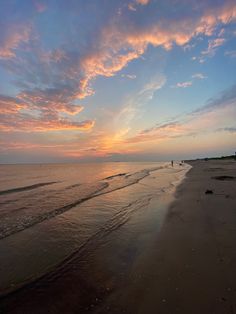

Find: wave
0;163;192;298
0;181;109;239
0;192;156;298
65;183;81;189
104;173;127;180
0;181;58;196
44;194;155;278
0;166;166;240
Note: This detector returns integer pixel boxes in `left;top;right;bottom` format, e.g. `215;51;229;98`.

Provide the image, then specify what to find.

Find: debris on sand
205;189;213;194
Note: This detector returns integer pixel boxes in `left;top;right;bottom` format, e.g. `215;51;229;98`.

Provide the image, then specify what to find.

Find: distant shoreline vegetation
187;155;236;162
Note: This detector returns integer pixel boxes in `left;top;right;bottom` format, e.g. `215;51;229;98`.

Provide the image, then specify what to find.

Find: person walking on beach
171;160;173;167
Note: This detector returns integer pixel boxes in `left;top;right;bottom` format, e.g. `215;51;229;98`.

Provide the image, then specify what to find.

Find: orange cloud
0;81;90;134
81;49;141;79
1;0;236;144
17;89;84;116
136;0;150;5
2;1;235;124
195;2;236;36
0;91;94;132
76;1;236;98
0;141;65;152
0;114;95;132
0;95;27;113
60;127;139;159
0;24;31;59
125;84;236;146
125;122;188;144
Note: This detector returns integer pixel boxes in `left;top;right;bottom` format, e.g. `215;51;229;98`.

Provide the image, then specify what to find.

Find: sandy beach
0;159;236;314
88;159;236;314
102;158;236;314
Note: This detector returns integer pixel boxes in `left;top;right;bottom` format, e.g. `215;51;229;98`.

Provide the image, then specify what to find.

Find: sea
0;161;190;300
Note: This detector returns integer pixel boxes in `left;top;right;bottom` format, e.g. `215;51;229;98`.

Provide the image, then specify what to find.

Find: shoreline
101;159;236;314
0;160;236;313
0;163;185;298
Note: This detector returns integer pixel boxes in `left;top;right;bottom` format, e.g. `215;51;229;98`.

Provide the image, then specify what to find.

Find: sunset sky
0;0;236;163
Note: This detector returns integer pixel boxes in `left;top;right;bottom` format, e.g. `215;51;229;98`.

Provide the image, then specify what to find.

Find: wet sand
1;159;236;313
98;159;236;314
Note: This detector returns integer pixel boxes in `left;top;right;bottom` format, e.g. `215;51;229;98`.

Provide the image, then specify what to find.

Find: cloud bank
0;0;236;161
0;0;235;134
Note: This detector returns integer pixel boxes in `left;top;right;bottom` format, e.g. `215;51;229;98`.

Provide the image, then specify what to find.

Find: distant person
171;160;173;167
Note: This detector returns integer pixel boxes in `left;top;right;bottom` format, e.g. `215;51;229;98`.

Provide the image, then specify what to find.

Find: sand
98;159;236;314
1;159;236;313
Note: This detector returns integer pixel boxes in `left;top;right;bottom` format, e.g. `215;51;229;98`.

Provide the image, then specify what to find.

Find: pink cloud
0;113;95;132
128;0;150;11
176;81;192;88
0;95;27;113
2;1;235;112
0;92;93;132
136;0;150;5
0;24;31;59
18;89;84;116
192;73;207;79
125;84;236;145
76;1;236;98
33;1;47;13
125;122;188;144
195;2;236;35
1;0;236;141
0;141;65;152
39;49;67;63
1;1;236;103
121;74;137;79
202;38;226;56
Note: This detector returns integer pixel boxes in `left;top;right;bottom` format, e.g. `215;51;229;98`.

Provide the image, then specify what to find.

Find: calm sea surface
0;162;190;296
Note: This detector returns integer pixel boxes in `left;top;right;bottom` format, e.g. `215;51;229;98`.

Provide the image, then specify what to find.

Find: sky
0;0;236;163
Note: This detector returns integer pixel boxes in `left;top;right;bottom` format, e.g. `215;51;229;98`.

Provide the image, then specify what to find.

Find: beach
1;1;236;313
97;158;236;314
0;159;236;313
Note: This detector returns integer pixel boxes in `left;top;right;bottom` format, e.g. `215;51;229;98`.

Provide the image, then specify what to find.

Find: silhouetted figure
171;160;173;167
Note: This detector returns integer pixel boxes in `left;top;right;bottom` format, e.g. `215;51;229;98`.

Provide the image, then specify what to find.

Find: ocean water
0;162;190;296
